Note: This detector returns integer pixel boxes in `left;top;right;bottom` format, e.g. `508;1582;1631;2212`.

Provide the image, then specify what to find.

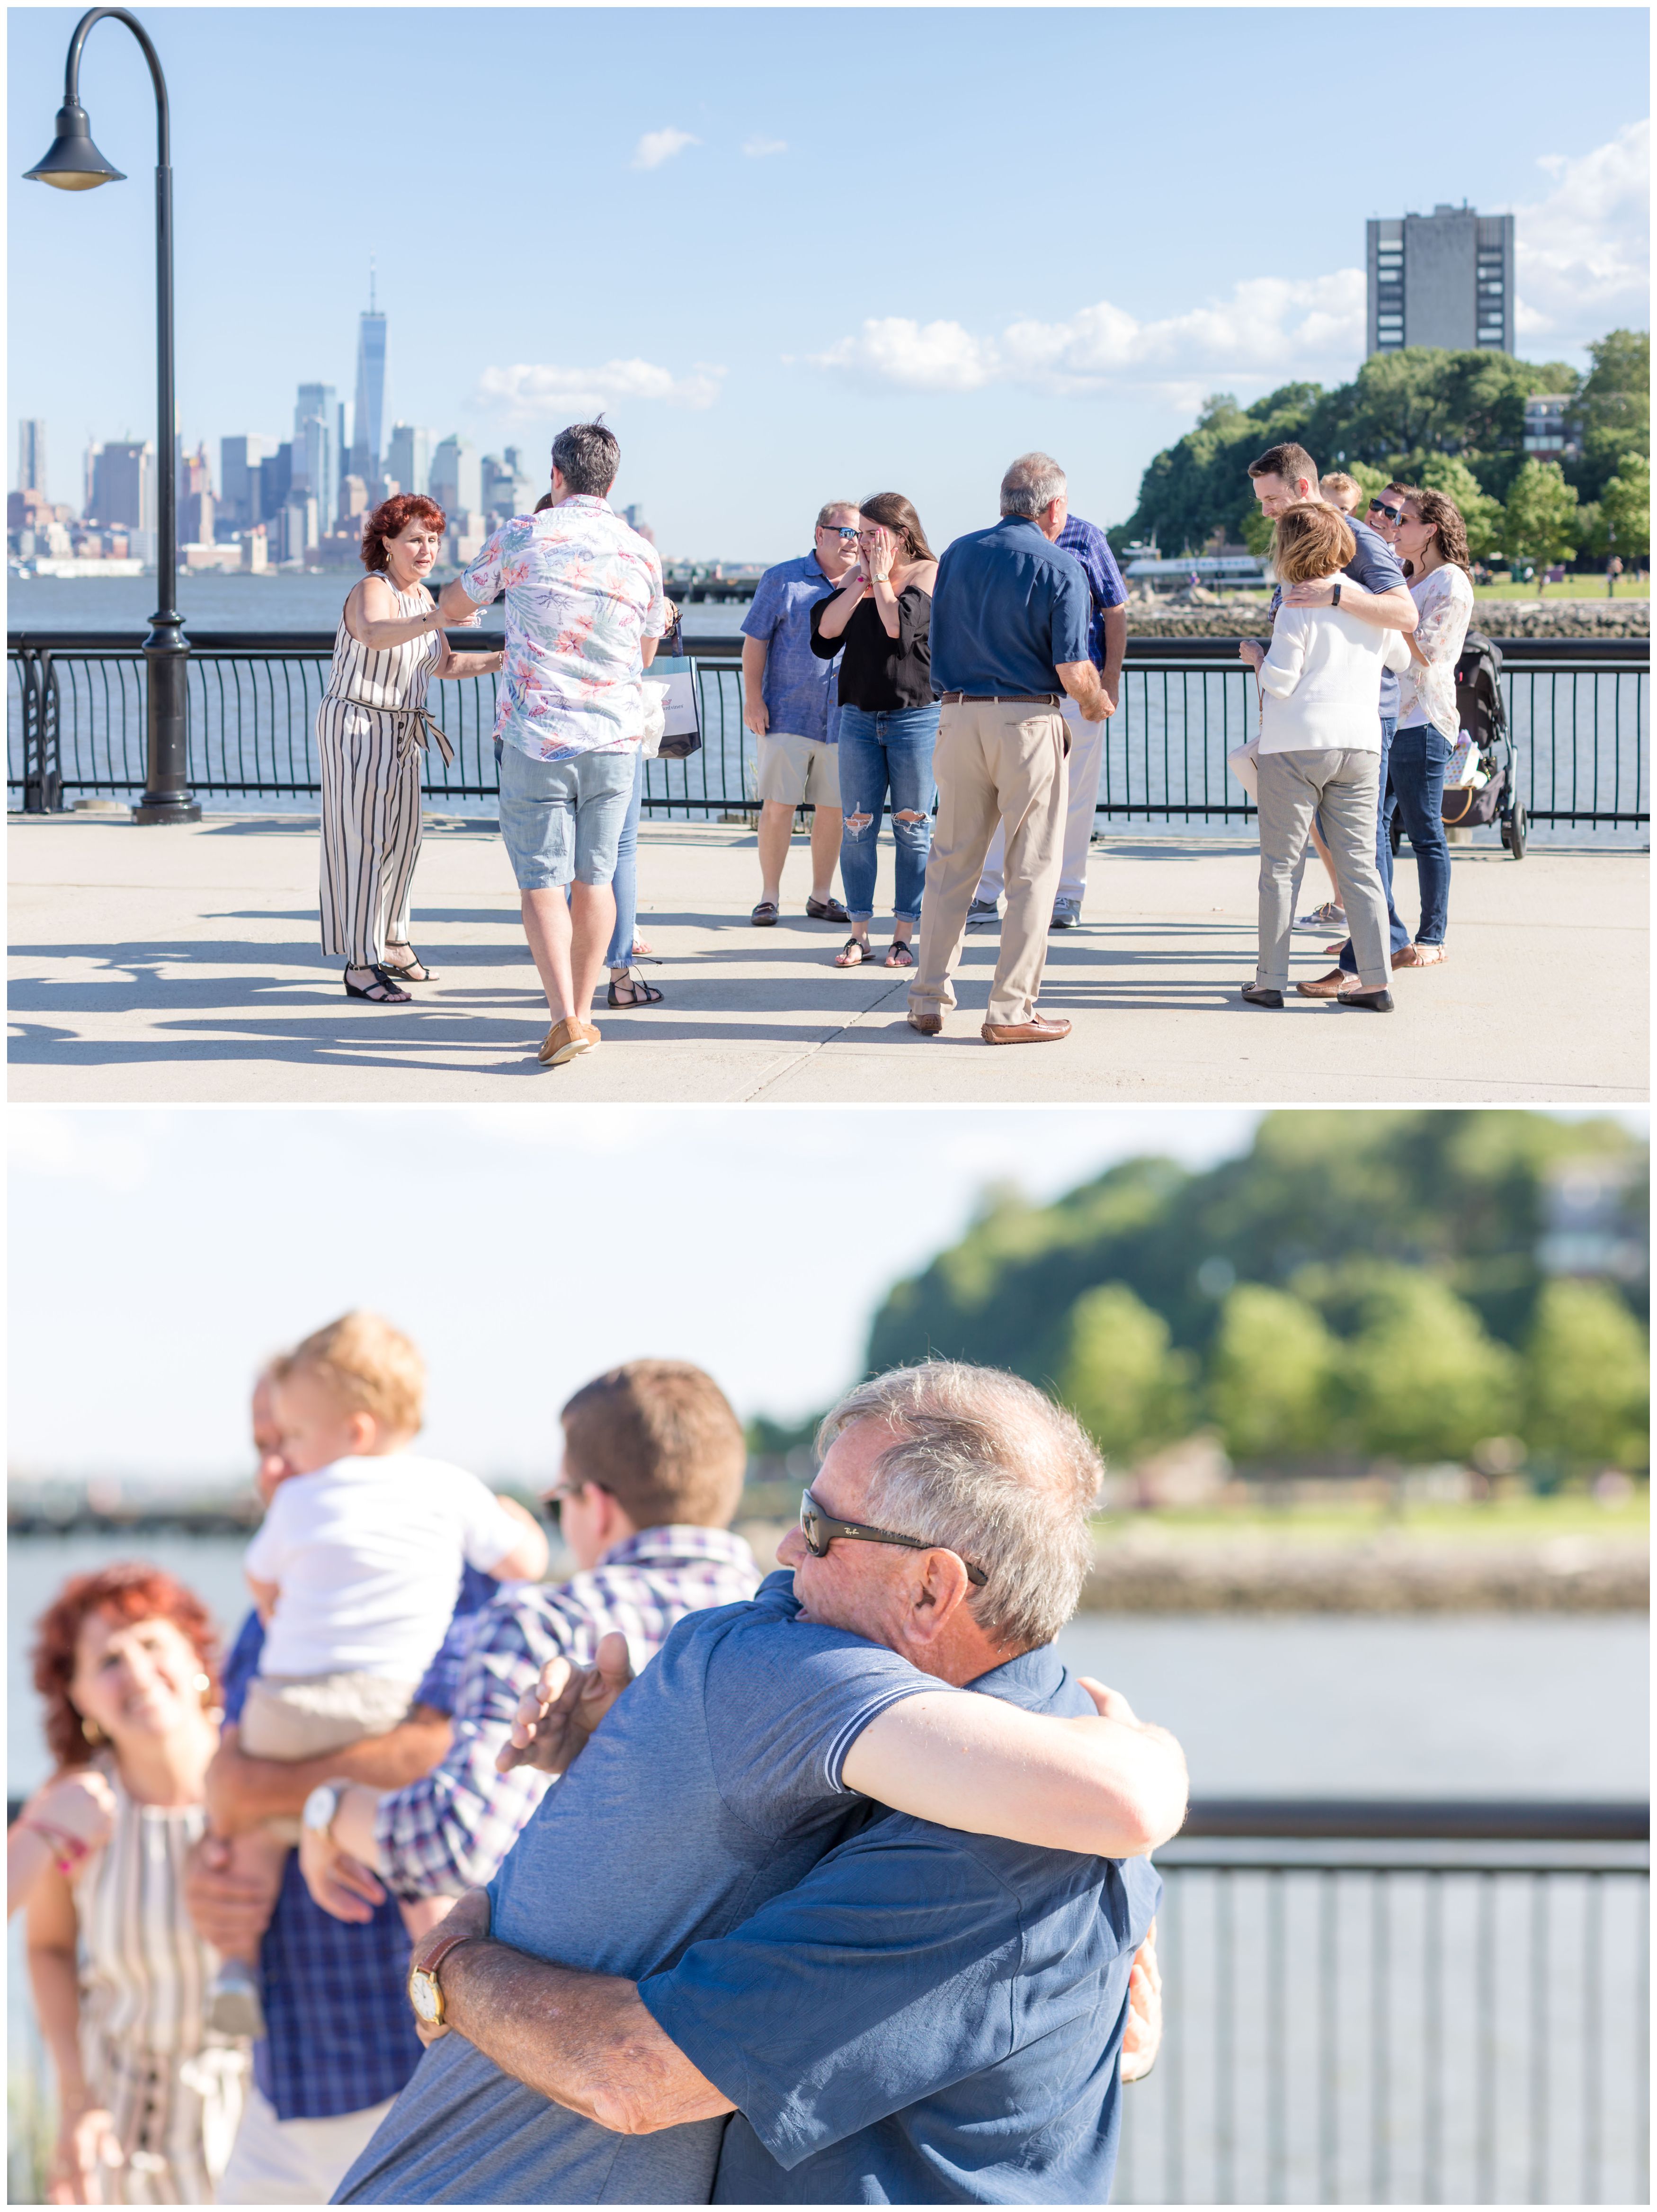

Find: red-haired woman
317;494;503;1001
25;1564;251;2203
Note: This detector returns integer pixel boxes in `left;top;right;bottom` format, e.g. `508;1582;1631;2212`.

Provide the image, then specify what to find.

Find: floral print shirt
1396;564;1474;739
461;497;667;761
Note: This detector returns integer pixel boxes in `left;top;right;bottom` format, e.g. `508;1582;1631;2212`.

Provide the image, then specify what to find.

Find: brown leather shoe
539;1017;600;1065
982;1014;1071;1045
907;1010;944;1036
1295;968;1349;999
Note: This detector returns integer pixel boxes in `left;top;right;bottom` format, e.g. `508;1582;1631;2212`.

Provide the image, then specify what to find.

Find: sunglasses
818;524;860;541
798;1488;989;1586
1368;500;1404;524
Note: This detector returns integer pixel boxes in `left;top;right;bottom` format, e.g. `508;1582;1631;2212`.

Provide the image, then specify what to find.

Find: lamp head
24;99;125;190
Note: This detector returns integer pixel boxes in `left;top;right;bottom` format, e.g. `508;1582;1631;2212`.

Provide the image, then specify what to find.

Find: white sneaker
966;899;999;928
1050;898;1082;930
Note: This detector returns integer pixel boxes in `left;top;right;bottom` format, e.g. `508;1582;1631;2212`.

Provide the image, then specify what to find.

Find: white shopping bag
1227;738;1260;802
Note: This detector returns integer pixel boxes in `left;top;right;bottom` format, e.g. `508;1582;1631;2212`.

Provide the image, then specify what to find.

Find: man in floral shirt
295;1360;760;1922
437;420;667;1067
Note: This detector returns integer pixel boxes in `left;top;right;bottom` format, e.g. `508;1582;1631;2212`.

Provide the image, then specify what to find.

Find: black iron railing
7;631;1650;833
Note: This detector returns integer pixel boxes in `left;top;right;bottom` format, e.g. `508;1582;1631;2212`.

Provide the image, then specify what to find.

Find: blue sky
8;8;1649;556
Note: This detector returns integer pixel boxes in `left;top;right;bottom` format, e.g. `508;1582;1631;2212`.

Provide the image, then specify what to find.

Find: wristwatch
408;1929;481;2030
301;1783;343;1839
1331;582;1342;607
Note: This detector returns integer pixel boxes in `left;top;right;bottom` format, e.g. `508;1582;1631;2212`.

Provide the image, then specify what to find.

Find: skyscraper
221;434;276;530
293;382;338;525
351;269;388;488
91;441;156;530
1366;206;1515;357
17;420;47;494
384;422;431;500
429;435;481;518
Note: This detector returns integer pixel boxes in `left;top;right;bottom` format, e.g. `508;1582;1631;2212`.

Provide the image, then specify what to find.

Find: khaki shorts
757;730;841;808
241;1672;418;1841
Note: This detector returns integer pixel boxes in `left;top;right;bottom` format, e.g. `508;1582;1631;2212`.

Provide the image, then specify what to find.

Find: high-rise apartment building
17;420;47;494
384;422;431;499
221;434;277;530
1366;206;1515;356
351;276;388;487
293;382;338;525
429;434;481;518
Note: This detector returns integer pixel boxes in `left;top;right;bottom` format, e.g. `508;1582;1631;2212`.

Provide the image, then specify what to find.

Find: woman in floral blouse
1387;487;1476;969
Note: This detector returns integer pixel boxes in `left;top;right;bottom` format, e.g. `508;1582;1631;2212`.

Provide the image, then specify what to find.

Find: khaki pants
240;1672;417;1843
1255;747;1391;991
910;701;1069;1028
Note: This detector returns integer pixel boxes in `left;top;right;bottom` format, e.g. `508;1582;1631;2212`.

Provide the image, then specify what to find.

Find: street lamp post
26;7;198;823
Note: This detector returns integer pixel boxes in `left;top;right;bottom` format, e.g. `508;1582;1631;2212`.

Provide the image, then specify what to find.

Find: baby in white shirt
210;1312;547;2035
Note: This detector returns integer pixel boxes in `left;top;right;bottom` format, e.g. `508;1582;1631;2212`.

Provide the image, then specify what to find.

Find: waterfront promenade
8;812;1649;1103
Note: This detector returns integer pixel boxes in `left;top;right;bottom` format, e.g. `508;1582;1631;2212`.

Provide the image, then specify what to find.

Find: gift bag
647;607;702;761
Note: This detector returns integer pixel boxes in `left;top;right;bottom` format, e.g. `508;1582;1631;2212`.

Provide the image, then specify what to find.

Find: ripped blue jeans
836;705;940;924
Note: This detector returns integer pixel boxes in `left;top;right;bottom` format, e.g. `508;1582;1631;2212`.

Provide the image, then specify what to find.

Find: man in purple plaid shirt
295;1361;759;1926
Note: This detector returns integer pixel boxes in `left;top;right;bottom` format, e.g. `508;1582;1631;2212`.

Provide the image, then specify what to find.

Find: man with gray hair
338;1358;1180;2206
909;455;1115;1046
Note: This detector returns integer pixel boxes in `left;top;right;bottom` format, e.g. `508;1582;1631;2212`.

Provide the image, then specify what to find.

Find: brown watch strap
416;1928;480;1985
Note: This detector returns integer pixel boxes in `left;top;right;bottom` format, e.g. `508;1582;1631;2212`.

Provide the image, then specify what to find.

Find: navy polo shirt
642;1641;1161;2205
930;516;1092;699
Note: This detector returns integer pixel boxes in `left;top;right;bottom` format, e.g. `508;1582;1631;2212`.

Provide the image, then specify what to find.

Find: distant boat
10;556;147;579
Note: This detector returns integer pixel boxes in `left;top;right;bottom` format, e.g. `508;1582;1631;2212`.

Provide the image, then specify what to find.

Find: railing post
19;648;63;813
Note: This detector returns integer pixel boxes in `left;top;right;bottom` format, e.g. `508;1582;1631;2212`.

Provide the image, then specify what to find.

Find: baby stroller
1390;628;1524;859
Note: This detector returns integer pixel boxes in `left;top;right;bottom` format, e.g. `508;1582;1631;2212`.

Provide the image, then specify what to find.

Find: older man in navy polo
740;503;859;926
909;453;1114;1046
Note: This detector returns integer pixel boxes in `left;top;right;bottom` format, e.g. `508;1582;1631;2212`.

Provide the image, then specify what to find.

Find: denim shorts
497;741;638;891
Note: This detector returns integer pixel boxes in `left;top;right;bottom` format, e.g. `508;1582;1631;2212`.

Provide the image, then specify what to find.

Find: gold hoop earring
80;1716;104;1745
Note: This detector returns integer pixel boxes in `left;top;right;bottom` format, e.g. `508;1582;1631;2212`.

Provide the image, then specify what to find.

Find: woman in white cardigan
1238;503;1410;1012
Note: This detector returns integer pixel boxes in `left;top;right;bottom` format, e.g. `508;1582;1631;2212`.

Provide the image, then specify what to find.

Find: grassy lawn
1472;578;1649;600
1095;1490;1651;1546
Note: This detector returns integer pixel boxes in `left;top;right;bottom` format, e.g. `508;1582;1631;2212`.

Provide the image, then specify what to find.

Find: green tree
1057;1283;1195;1464
1207;1285;1338;1461
1342;1271;1518;1463
1523;1280;1650;1471
1414;455;1504;563
1502;459;1579;574
1600;453;1650;565
1576;330;1650;502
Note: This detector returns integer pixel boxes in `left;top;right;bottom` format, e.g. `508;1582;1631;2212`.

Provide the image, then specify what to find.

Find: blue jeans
836;705;940;924
601;748;644;969
1383;723;1452;946
1338;715;1408;974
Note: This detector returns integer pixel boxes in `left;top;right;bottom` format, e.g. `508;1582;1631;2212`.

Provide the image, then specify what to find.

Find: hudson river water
7;1529;1647;1801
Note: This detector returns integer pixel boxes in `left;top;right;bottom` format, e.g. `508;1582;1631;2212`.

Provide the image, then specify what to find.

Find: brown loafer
982;1014;1071;1045
538;1017;601;1065
1295;968;1349;999
907;1010;944;1035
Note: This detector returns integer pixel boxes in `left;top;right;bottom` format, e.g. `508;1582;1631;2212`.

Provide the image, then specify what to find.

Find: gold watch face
409;1969;442;2026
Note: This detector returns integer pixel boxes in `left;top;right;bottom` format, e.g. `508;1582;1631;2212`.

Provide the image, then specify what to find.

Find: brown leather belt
938;691;1062;706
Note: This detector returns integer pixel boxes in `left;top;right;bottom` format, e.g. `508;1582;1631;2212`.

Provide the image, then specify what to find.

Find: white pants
974;699;1104;906
217;2081;396;2205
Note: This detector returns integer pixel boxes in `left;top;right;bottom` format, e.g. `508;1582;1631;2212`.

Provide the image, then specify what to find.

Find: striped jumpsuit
73;1764;250;2203
315;582;449;967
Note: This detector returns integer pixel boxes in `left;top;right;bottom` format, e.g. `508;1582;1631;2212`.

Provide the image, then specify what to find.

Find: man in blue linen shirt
910;453;1114;1048
971;511;1128;932
1237;442;1416;998
336;1363;1182;2208
739;504;860;926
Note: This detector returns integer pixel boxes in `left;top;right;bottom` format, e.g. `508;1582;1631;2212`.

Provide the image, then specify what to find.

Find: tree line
783;1112;1650;1480
1113;331;1650;575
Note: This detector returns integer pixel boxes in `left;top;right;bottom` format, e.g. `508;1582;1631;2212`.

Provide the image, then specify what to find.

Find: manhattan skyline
8;8;1649;558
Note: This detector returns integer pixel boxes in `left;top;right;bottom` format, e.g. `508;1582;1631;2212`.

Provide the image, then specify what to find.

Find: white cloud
1514;120;1649;344
810;125;1651;401
742;135;787;158
475;360;724;415
811;270;1365;401
632;127;699;171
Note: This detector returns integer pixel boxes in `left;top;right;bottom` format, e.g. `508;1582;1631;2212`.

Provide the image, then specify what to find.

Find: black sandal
344;964;412;1004
381;945;438;982
833;935;873;968
884;940;916;968
607;969;664;1008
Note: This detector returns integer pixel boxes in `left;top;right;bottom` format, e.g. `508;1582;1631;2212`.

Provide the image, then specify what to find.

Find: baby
209;1311;547;2035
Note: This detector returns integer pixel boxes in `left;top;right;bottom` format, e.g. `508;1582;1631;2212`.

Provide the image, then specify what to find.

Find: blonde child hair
272;1309;425;1437
1318;472;1363;514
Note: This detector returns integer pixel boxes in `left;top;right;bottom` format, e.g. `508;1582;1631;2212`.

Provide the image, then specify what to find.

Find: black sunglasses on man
1367;498;1404;524
798;1488;989;1587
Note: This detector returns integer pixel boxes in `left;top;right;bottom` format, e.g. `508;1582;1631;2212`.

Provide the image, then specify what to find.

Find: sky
8;1105;1646;1486
7;7;1649;556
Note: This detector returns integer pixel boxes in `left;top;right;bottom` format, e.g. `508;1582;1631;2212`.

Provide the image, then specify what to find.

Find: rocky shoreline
1126;597;1649;642
1077;1529;1648;1612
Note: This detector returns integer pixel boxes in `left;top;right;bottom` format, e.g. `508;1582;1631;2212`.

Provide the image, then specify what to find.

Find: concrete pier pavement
8;813;1648;1105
